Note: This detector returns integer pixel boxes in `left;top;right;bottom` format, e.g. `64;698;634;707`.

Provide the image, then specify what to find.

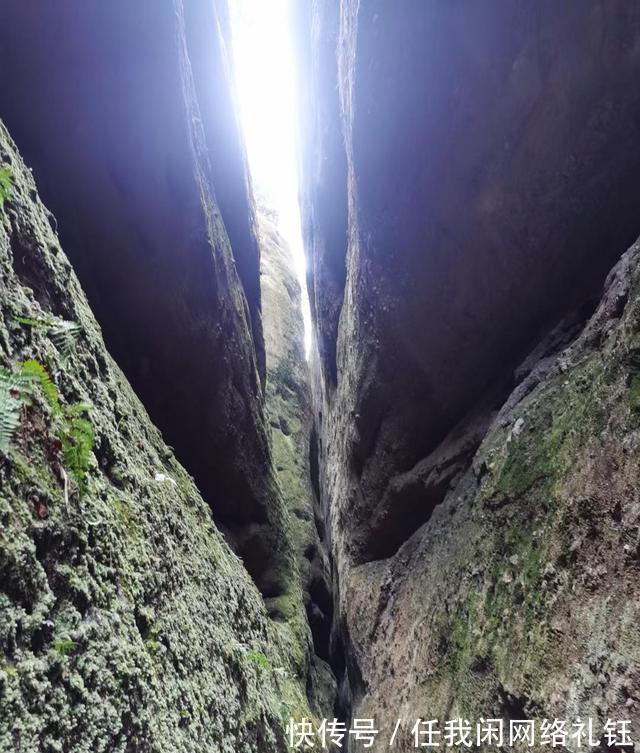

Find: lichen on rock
0;123;314;753
341;243;640;748
258;207;337;716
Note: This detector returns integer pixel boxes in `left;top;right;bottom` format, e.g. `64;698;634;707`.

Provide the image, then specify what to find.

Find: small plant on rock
0;166;13;210
52;638;77;657
246;651;271;671
0;359;94;497
0;365;38;451
15;315;82;364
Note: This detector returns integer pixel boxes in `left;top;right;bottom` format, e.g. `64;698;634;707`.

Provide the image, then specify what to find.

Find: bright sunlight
230;0;312;355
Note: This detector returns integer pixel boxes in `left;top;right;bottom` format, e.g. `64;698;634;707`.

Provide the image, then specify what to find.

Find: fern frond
0;366;35;451
49;320;81;362
0;167;12;209
15;315;81;363
2;356;95;493
20;360;61;416
15;316;51;329
64;402;92;416
62;416;94;493
0;381;23;451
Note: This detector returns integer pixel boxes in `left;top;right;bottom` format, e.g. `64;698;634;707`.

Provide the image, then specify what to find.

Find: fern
62;414;94;494
1;359;95;496
0;385;21;451
0;167;12;210
16;315;81;363
65;402;92;416
24;362;94;493
49;320;81;362
20;360;61;416
0;366;36;451
14;316;50;328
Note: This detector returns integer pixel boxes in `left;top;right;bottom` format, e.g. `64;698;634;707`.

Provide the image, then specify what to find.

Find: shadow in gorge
0;0;292;600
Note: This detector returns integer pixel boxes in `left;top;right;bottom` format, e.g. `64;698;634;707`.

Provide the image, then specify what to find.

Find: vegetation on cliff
0;122;314;753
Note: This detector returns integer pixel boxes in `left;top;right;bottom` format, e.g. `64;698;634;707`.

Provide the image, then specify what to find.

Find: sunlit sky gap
229;0;313;356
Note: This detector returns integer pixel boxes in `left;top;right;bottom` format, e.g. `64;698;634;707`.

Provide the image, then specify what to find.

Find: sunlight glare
230;0;312;356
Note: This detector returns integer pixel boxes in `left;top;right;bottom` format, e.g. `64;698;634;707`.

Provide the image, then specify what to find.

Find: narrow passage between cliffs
230;0;312;355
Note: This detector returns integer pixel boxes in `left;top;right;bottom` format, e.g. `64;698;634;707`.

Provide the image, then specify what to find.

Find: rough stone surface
344;243;640;750
296;0;640;741
3;1;640;750
294;0;348;389
298;0;640;565
258;208;337;714
0;0;286;597
0;123;313;752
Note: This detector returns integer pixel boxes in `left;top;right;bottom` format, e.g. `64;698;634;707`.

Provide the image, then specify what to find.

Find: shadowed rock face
296;0;640;739
298;0;640;565
343;243;640;748
0;122;316;753
258;206;337;713
294;0;349;389
0;0;289;595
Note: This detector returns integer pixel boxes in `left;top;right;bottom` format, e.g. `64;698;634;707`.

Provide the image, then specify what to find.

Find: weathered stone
258;206;337;715
298;0;640;564
343;241;640;749
0;0;286;597
0;123;314;753
3;1;640;749
297;1;640;743
293;0;348;389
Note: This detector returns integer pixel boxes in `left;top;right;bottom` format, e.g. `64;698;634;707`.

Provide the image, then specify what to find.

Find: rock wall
258;207;337;714
294;0;348;389
0;124;313;753
346;244;640;749
297;0;640;743
0;0;288;602
3;0;640;748
0;1;325;748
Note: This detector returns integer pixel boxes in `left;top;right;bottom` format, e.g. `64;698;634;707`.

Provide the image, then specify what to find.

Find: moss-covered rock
342;244;640;750
0;124;314;751
258;208;336;714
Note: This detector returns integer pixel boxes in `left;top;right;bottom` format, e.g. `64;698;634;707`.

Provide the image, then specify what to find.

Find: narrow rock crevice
258;205;338;713
3;2;640;750
296;0;640;740
293;0;349;389
0;0;287;599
